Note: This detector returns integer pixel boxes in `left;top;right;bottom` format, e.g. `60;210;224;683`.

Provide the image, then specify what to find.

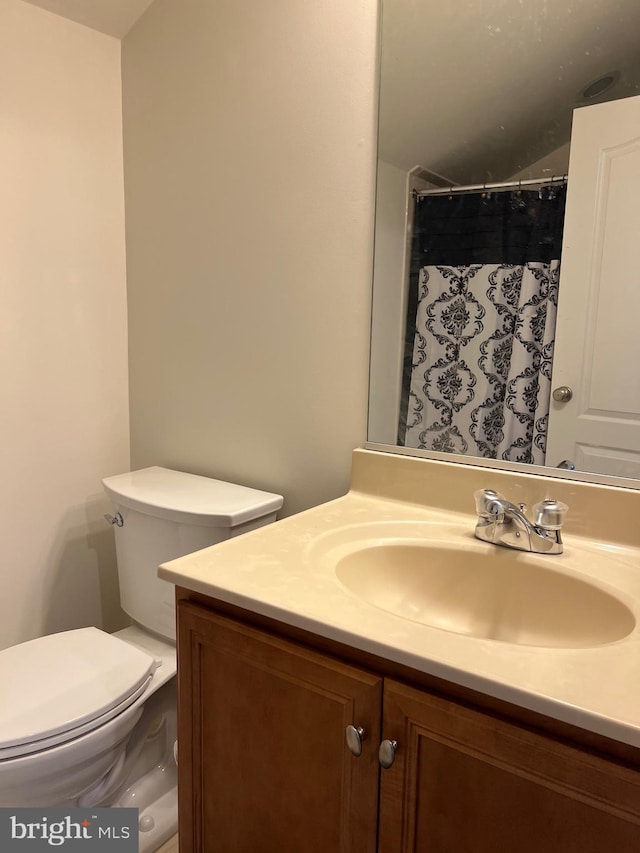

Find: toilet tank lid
102;467;283;527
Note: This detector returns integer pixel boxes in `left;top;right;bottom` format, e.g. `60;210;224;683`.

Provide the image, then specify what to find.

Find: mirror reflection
369;0;640;482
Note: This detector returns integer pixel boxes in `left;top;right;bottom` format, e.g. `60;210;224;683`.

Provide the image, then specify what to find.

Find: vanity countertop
159;449;640;748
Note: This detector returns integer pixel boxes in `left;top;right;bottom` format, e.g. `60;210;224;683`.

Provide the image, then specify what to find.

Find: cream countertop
159;449;640;747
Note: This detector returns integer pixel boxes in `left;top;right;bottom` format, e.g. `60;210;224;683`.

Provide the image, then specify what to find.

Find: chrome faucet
473;489;568;555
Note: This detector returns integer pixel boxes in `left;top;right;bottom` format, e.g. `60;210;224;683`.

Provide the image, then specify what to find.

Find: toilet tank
102;467;283;641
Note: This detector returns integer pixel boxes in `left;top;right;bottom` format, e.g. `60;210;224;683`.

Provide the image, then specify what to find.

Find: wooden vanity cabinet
177;597;640;853
379;680;640;852
177;601;382;853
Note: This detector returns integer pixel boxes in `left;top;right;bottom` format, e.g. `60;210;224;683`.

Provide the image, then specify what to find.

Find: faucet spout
473;490;567;555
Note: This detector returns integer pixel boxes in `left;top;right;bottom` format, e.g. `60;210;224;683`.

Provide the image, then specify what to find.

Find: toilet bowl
0;468;282;853
0;628;173;790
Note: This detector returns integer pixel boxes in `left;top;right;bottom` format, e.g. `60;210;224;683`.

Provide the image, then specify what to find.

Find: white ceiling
21;0;155;38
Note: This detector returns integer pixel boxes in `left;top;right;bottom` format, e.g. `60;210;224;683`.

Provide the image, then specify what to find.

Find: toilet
0;466;283;853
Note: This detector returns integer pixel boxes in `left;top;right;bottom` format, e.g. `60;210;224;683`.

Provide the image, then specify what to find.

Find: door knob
378;739;398;769
552;386;573;402
345;725;366;757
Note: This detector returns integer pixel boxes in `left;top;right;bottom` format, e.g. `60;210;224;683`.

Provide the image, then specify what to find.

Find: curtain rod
413;174;568;199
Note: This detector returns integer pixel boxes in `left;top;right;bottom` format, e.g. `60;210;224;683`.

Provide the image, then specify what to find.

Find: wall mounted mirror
368;0;640;487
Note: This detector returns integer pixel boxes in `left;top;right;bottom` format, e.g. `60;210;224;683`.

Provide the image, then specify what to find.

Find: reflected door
546;94;640;476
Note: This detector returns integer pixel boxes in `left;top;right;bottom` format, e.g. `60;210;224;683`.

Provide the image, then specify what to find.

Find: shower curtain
399;184;566;465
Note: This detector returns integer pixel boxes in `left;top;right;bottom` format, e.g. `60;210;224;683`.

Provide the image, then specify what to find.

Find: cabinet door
177;602;382;853
379;679;640;852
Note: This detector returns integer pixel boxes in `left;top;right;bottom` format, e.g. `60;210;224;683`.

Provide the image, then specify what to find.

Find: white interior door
546;94;640;477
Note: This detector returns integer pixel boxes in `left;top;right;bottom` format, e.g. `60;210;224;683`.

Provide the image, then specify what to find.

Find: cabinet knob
345;725;366;757
378;739;398;769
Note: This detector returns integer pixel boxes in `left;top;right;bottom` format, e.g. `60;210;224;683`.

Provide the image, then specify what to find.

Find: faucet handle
473;489;506;519
533;499;568;531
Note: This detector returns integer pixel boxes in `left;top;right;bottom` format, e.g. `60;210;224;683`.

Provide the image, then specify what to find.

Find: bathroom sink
335;542;635;648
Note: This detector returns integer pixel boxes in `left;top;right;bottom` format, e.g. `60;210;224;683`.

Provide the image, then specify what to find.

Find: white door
546;94;640;478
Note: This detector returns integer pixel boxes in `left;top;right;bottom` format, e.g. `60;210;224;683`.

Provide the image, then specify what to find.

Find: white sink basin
334;542;635;648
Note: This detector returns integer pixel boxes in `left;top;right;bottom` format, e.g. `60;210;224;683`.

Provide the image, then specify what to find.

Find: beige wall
0;0;130;649
122;0;378;517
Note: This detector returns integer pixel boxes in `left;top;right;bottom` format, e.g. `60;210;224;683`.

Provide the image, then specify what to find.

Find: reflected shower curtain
399;185;566;465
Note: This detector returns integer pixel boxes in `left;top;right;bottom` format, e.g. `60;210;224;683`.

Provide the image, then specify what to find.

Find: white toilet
0;466;282;852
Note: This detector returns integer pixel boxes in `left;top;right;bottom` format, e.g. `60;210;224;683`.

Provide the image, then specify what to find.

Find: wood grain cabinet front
177;601;382;853
379;679;640;853
177;599;640;853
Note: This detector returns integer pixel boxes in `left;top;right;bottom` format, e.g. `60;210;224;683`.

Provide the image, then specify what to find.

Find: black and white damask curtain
398;185;566;465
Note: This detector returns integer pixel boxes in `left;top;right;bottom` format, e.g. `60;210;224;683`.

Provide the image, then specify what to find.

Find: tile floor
156;834;179;853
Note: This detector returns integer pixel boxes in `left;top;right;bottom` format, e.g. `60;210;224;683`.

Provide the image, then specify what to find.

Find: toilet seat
0;627;157;760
